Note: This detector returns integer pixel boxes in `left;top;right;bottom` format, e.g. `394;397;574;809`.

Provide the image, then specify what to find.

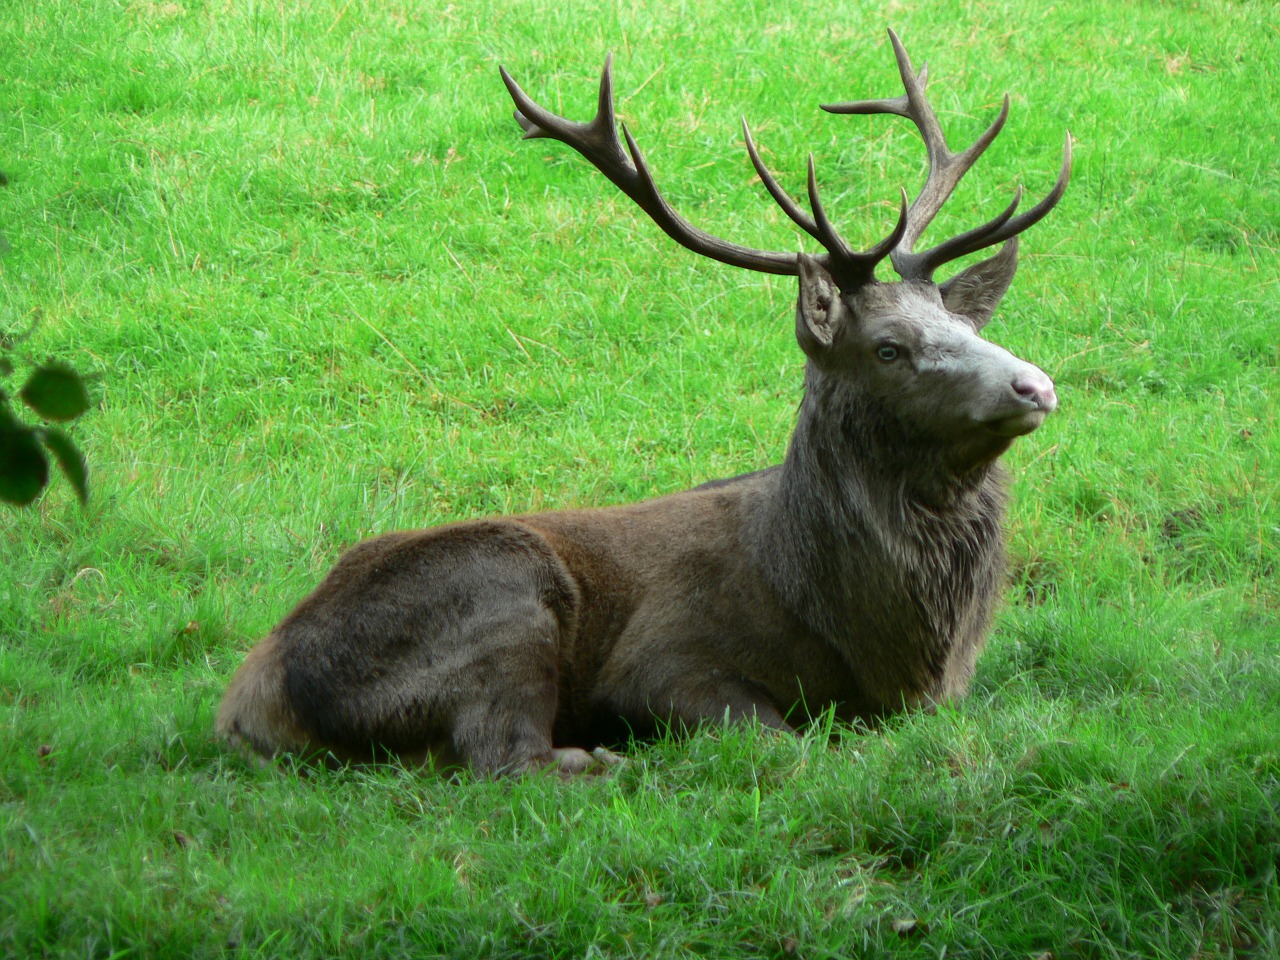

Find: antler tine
805;155;852;261
743;120;909;287
886;29;1012;262
899;131;1071;280
502;56;610;151
902;93;1008;247
895;186;1023;283
501;57;802;277
948;134;1072;258
806;157;903;288
819;184;912;287
742;119;821;241
863;187;912;265
821;63;928;119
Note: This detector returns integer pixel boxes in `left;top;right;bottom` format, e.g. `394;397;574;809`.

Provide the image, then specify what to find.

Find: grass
2;0;1277;956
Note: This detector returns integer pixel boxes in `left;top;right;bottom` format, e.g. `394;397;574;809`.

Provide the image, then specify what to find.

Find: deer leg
535;746;623;777
660;680;794;733
271;523;586;776
442;609;565;778
598;664;795;737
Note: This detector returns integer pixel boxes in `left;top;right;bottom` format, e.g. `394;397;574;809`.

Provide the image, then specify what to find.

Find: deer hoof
590;746;625;768
546;746;624;777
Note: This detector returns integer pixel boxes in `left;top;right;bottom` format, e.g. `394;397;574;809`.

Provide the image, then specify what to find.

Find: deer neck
745;369;1008;704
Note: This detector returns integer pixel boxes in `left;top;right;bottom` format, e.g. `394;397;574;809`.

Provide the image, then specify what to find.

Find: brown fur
217;251;1059;776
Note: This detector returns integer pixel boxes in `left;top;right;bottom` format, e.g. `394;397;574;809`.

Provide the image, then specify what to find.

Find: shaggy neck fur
748;365;1008;709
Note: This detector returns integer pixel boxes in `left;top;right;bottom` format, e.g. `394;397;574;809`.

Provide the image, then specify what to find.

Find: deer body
218;32;1069;775
219;456;1001;772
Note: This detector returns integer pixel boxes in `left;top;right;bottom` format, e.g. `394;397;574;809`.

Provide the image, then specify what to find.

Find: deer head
500;30;1069;476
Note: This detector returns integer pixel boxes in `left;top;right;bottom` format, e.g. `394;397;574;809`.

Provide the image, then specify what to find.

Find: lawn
2;0;1277;956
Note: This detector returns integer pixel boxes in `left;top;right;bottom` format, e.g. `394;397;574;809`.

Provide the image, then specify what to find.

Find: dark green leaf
20;362;90;422
41;427;89;504
0;355;13;376
0;419;49;506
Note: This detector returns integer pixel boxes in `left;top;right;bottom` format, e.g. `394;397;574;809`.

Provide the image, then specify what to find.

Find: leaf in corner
0;419;49;505
20;362;90;422
42;428;89;503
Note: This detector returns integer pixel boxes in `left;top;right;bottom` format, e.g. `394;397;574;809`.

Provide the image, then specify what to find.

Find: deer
217;30;1071;777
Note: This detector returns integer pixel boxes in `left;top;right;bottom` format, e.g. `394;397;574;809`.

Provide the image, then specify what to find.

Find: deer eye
876;345;900;362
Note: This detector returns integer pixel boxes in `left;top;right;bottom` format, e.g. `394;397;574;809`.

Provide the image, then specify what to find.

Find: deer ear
796;254;844;360
938;238;1019;330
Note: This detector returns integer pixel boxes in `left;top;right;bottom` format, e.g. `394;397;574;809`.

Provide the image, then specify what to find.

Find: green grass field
2;0;1278;956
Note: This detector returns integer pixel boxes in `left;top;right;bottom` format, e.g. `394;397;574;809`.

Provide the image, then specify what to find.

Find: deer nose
1012;371;1057;412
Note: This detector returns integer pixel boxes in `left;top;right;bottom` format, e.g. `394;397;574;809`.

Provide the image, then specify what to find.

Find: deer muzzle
987;367;1057;437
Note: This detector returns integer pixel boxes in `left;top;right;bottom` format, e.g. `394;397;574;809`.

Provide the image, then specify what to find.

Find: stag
218;31;1071;776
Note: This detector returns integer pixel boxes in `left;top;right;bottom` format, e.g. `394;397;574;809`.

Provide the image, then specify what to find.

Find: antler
823;29;1072;282
502;34;1069;289
499;54;907;289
